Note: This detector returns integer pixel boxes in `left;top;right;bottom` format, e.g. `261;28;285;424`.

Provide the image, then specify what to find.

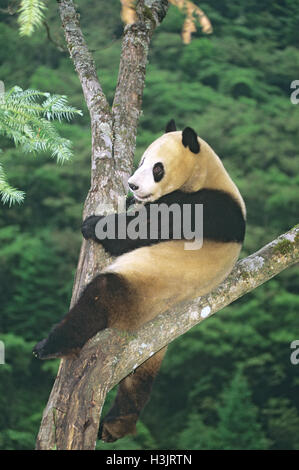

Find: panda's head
128;120;202;203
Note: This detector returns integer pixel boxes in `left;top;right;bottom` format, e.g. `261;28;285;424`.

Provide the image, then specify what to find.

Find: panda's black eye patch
153;162;164;182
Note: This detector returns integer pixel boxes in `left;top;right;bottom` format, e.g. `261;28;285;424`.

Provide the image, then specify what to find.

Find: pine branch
0;86;82;204
18;0;46;37
0;162;25;206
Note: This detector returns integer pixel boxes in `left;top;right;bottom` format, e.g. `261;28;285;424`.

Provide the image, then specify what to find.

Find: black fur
125;195;136;209
100;359;159;442
153;162;164;182
165;119;177;133
81;196;137;242
82;189;246;256
33;273;127;359
182;127;200;154
81;215;104;241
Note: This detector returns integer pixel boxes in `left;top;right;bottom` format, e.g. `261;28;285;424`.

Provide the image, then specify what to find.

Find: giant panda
33;120;246;442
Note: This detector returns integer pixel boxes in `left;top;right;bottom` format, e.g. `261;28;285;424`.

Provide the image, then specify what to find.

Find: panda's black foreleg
33;273;128;360
100;347;167;443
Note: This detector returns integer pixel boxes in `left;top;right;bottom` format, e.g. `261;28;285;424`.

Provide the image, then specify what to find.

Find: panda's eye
153;162;164;182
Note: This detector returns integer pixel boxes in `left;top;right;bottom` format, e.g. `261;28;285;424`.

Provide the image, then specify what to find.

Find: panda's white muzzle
128;166;157;202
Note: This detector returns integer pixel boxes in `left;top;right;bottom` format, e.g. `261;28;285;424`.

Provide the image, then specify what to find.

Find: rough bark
36;225;299;449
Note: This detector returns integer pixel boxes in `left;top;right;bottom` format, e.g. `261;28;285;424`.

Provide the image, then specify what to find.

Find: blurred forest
0;0;299;450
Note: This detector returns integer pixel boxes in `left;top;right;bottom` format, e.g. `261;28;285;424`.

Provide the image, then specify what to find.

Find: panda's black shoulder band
157;189;245;244
93;188;245;256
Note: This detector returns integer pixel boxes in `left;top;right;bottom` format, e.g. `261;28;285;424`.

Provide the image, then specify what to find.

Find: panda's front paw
81;215;102;241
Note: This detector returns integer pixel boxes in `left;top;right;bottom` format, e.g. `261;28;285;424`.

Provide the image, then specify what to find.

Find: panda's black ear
165;119;176;133
182;127;200;154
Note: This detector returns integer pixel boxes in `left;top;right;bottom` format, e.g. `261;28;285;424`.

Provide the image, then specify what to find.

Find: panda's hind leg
33;272;129;360
100;347;167;443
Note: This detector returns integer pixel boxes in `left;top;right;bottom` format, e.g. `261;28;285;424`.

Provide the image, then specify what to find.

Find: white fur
104;131;245;330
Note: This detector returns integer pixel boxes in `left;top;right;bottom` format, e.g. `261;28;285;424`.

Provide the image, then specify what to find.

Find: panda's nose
128;182;139;191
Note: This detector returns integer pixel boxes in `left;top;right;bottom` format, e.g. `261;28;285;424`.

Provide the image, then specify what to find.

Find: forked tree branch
36;225;299;449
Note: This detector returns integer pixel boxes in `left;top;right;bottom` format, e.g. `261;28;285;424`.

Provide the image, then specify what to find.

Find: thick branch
110;225;299;381
58;0;122;214
36;225;299;449
57;0;110;119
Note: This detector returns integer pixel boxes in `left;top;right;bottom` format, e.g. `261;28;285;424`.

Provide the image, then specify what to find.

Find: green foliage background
0;0;299;450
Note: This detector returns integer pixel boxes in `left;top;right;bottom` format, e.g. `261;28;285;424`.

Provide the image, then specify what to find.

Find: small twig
43;21;68;53
0;0;18;15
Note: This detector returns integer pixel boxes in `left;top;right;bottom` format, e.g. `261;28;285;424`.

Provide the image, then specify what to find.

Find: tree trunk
36;0;169;450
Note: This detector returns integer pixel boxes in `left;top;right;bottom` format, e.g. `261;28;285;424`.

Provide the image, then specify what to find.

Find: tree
178;369;270;450
216;369;269;450
18;0;297;450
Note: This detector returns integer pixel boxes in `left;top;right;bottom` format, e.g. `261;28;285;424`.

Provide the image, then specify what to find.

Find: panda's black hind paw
32;335;80;360
99;415;138;443
32;338;61;360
